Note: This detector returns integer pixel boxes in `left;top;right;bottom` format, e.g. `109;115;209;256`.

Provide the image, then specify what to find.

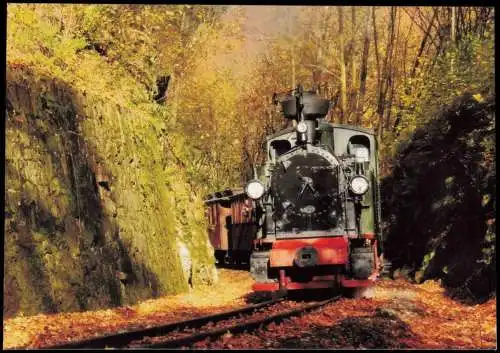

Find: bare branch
304;64;338;78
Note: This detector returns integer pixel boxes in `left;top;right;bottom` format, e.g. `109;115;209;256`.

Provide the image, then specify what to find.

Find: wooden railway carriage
205;86;383;294
205;189;258;265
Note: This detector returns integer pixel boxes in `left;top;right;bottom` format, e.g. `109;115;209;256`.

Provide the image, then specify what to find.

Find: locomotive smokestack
279;86;330;145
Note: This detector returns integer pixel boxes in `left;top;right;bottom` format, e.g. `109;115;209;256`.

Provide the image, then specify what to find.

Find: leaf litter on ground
2;271;496;349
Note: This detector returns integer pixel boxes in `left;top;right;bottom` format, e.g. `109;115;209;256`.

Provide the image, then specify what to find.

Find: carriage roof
204;188;246;204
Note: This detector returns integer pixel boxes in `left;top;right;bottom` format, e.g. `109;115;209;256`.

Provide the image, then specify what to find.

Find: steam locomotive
205;86;382;295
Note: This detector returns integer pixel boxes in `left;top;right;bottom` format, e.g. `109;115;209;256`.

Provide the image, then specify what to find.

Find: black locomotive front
270;146;341;232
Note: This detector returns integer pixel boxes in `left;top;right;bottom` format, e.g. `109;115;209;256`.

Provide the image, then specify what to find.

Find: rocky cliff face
4;65;217;318
382;93;496;302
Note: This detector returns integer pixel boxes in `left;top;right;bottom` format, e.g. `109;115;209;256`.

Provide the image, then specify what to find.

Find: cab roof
265;122;375;142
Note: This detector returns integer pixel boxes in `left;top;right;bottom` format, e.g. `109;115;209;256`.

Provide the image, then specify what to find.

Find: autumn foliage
3;5;496;347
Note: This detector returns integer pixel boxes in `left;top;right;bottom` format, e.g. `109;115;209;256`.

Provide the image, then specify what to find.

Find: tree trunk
355;7;371;126
350;7;357;90
451;6;456;43
384;7;399;130
411;8;438;78
348;6;357;123
313;7;331;89
372;7;381;112
450;6;456;74
401;19;414;82
377;7;396;138
338;6;347;124
288;8;296;90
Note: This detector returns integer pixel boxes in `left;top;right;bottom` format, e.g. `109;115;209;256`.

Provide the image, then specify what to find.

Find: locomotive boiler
205;86;382;295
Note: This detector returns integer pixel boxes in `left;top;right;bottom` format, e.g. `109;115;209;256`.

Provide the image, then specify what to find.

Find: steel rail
43;298;283;349
137;295;341;349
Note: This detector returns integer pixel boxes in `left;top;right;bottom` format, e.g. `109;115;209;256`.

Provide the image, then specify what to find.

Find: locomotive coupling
294;246;319;267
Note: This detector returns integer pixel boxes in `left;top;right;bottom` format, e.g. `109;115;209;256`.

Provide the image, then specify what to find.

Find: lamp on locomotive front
349;175;369;195
245;179;265;200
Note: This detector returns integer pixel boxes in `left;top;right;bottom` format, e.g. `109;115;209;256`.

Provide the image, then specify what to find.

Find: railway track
43;295;340;349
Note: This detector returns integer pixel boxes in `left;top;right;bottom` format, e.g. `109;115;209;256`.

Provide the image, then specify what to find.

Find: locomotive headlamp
296;121;308;133
350;175;369;195
245;180;265;200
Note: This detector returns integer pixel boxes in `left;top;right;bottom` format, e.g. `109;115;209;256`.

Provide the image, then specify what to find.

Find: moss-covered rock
4;59;216;318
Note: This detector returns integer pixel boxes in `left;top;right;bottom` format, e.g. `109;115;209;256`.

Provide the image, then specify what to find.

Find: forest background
4;5;495;318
